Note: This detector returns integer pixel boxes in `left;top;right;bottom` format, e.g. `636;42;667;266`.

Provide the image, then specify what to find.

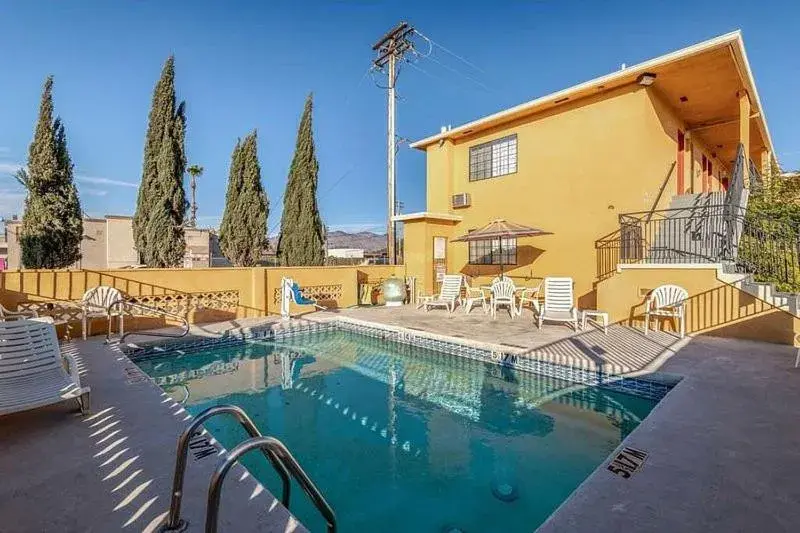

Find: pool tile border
124;318;676;401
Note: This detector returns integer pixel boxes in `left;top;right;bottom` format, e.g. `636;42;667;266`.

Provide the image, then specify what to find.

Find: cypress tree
133;56;187;266
52;118;84;266
219;132;268;266
219;139;244;262
20;76;83;268
144;121;187;267
277;94;325;266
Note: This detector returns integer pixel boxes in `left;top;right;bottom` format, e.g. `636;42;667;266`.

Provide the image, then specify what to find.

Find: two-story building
399;31;777;315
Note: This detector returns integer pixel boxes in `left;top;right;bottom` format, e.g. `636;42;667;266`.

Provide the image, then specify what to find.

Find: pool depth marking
607;447;648;479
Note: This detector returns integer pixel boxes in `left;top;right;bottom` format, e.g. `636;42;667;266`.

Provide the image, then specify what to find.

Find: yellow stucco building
399;31;799;344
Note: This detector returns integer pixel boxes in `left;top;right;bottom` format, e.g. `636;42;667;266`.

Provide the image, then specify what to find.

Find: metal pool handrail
206;435;337;533
105;299;190;344
160;405;292;532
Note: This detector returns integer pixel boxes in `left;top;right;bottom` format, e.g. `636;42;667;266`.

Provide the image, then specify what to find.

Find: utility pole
373;21;414;264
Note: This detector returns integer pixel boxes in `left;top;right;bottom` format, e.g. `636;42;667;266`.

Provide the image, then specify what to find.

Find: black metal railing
597;142;798;288
737;215;800;291
598;206;799;289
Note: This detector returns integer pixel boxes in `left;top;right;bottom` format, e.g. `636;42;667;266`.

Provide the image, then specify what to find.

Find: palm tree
12;168;29;189
187;164;204;227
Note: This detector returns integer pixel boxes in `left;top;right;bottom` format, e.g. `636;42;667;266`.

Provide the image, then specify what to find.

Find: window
468;237;517;265
469;135;517;181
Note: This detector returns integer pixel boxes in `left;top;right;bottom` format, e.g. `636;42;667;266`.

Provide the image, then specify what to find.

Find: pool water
137;330;658;532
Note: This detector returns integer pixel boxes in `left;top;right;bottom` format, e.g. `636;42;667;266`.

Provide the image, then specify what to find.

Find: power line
343;65;376;108
404;58;443;82
413;29;486;74
267;167;356;237
422;53;494;93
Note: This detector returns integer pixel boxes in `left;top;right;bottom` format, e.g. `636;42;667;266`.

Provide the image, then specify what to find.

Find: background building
327;248;365;259
0;233;7;270
3;215;212;269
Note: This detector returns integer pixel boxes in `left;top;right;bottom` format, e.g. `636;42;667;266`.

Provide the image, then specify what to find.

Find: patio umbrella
452;219;551;277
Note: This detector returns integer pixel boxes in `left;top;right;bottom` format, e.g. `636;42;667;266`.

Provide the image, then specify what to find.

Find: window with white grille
469;135;517;181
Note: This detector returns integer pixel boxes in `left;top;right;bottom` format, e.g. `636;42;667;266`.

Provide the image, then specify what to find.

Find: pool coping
126;316;682;402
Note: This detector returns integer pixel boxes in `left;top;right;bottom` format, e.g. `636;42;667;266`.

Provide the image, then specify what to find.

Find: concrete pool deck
0;322;305;533
538;334;800;532
322;306;687;374
1;310;798;531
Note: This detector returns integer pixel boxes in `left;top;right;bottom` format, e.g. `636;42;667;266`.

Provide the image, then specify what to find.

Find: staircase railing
598;144;798;289
605;206;799;289
644;161;676;224
737;215;800;292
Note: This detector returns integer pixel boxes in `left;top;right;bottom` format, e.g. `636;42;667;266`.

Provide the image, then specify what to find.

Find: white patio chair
81;286;125;340
0;319;90;416
517;285;541;316
490;278;517;319
644;284;688;338
419;274;462;314
462;279;488;315
537;277;578;330
0;303;37;321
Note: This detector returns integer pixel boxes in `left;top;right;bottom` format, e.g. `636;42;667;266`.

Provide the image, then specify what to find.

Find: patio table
480;285;539;317
581;309;609;335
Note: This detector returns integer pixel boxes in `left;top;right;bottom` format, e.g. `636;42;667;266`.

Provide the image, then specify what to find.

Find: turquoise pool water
136;330;658;532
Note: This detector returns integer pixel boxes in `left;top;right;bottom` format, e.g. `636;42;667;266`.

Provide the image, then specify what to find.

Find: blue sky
1;0;798;234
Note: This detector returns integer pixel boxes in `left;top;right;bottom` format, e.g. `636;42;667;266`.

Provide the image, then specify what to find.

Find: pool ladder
159;405;337;533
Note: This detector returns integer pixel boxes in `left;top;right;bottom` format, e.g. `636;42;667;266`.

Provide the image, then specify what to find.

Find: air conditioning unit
451;192;471;209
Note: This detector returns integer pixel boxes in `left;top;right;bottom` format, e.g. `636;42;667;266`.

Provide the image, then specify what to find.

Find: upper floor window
469;135;517;181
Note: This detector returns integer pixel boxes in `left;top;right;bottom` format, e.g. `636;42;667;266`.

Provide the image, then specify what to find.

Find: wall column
760;149;772;179
738;90;751;188
686;134;697;194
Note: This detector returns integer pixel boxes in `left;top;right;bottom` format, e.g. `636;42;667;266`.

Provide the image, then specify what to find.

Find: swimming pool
136;328;660;532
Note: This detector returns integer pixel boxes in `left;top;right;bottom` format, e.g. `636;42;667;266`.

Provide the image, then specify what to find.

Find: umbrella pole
499;238;504;279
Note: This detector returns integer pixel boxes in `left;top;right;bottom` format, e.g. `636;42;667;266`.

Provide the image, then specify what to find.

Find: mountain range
325;230;386;252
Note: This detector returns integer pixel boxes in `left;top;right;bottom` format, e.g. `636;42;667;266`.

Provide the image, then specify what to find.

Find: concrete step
736;279;799;316
718;271;749;285
668;192;725;210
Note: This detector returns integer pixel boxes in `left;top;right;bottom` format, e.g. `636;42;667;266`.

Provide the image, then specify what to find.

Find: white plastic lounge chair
462;279;487;315
419;274;462;314
81;286;126;340
644;284;688;338
490;278;517;319
0;303;37;320
537;277;578;330
0;319;90;416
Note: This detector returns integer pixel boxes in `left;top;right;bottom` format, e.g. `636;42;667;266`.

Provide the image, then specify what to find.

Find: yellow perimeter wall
0;265;405;332
410;85;729;305
597;266;800;346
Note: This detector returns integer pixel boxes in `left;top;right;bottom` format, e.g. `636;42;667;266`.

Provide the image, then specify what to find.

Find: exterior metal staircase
646;192;728;263
612;143;799;317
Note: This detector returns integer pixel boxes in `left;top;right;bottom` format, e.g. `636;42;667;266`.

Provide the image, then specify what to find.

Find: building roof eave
392;212;462;223
410;31;757;151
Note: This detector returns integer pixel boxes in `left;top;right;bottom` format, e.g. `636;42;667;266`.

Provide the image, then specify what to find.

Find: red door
701;154;708;192
708;160;714;191
676;130;685;194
